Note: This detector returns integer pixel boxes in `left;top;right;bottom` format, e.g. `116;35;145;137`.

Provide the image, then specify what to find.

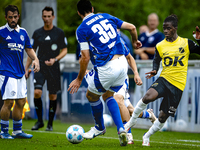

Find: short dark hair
164;14;178;27
42;6;54;16
77;0;92;16
5;5;19;17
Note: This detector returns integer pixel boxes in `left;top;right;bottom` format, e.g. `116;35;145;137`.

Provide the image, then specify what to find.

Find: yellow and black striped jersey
153;36;200;91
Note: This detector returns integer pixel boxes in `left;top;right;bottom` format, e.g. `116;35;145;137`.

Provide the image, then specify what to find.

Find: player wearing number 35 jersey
68;0;142;146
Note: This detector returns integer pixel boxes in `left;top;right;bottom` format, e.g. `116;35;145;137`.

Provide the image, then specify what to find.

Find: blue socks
90;99;105;131
13;119;22;133
141;110;150;118
1;120;9;133
106;96;124;131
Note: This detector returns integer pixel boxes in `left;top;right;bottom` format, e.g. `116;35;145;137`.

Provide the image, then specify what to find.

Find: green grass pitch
0;119;200;150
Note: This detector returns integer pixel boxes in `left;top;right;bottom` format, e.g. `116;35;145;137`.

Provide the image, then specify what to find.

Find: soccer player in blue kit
68;0;142;146
0;5;39;139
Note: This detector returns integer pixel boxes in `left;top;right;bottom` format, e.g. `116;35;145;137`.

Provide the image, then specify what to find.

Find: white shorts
85;55;128;95
0;75;27;100
114;77;131;107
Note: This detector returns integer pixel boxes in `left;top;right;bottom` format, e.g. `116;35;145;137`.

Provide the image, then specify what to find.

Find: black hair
164;14;178;27
5;5;19;17
42;6;54;16
77;0;92;16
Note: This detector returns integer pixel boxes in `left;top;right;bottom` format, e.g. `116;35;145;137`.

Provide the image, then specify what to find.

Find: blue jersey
76;13;125;67
0;23;32;79
138;29;165;59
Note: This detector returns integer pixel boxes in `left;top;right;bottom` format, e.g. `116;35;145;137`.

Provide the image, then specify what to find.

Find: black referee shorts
34;65;61;94
150;77;183;117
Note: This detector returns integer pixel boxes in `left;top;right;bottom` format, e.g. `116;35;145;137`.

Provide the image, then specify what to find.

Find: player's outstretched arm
120;22;142;49
68;50;90;94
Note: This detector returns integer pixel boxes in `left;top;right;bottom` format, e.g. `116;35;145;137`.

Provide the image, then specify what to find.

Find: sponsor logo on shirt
8;43;24;52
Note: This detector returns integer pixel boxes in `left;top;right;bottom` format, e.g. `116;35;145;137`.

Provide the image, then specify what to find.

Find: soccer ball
66;125;85;144
103;114;113;127
175;119;187;131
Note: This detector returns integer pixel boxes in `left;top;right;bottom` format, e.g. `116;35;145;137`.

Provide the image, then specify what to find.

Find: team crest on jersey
179;47;185;53
20;35;24;41
11;91;16;96
51;44;57;51
151;82;158;87
148;36;155;43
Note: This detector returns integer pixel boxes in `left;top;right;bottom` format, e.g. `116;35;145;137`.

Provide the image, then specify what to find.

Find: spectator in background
139;25;148;35
135;13;165;60
26;6;68;131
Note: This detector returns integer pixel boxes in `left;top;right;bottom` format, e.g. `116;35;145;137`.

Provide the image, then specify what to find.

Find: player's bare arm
68;50;90;94
121;22;142;49
126;53;142;85
25;48;40;73
45;47;68;66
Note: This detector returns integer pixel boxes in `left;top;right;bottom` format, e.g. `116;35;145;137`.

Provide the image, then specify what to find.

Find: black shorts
150;77;183;117
34;65;61;94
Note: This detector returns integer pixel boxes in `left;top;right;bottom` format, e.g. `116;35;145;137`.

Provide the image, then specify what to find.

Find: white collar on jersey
83;13;94;21
145;29;159;37
6;23;20;33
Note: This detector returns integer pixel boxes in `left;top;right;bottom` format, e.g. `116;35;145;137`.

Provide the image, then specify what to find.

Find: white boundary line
21;129;200;147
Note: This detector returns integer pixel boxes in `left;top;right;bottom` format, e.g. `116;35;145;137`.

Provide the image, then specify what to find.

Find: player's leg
142;110;168;146
46;94;57;131
12;98;33;139
142;78;182;146
115;88;133;145
82;89;105;139
45;66;61;131
102;91;127;146
0;99;14;139
124;88;158;131
127;102;156;123
32;71;45;130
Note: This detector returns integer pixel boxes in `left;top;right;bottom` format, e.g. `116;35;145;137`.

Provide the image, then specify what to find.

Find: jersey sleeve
76;28;89;51
153;47;162;72
188;39;200;55
58;30;68;49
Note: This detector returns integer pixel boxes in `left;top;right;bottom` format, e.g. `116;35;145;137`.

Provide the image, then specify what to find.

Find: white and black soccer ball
103;114;113;127
175;119;188;131
66;125;85;144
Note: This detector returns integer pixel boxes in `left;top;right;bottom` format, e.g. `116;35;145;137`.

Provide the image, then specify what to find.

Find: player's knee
3;100;14;110
143;92;156;103
34;89;42;98
158;112;168;123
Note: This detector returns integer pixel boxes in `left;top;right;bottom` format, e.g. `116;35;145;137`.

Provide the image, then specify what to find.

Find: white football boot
127;133;134;144
82;127;106;139
142;134;150;146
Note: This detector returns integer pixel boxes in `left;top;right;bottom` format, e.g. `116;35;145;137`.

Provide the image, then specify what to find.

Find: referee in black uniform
25;6;68;131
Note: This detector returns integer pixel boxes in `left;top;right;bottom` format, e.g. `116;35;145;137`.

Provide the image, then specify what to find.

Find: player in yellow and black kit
124;14;200;146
